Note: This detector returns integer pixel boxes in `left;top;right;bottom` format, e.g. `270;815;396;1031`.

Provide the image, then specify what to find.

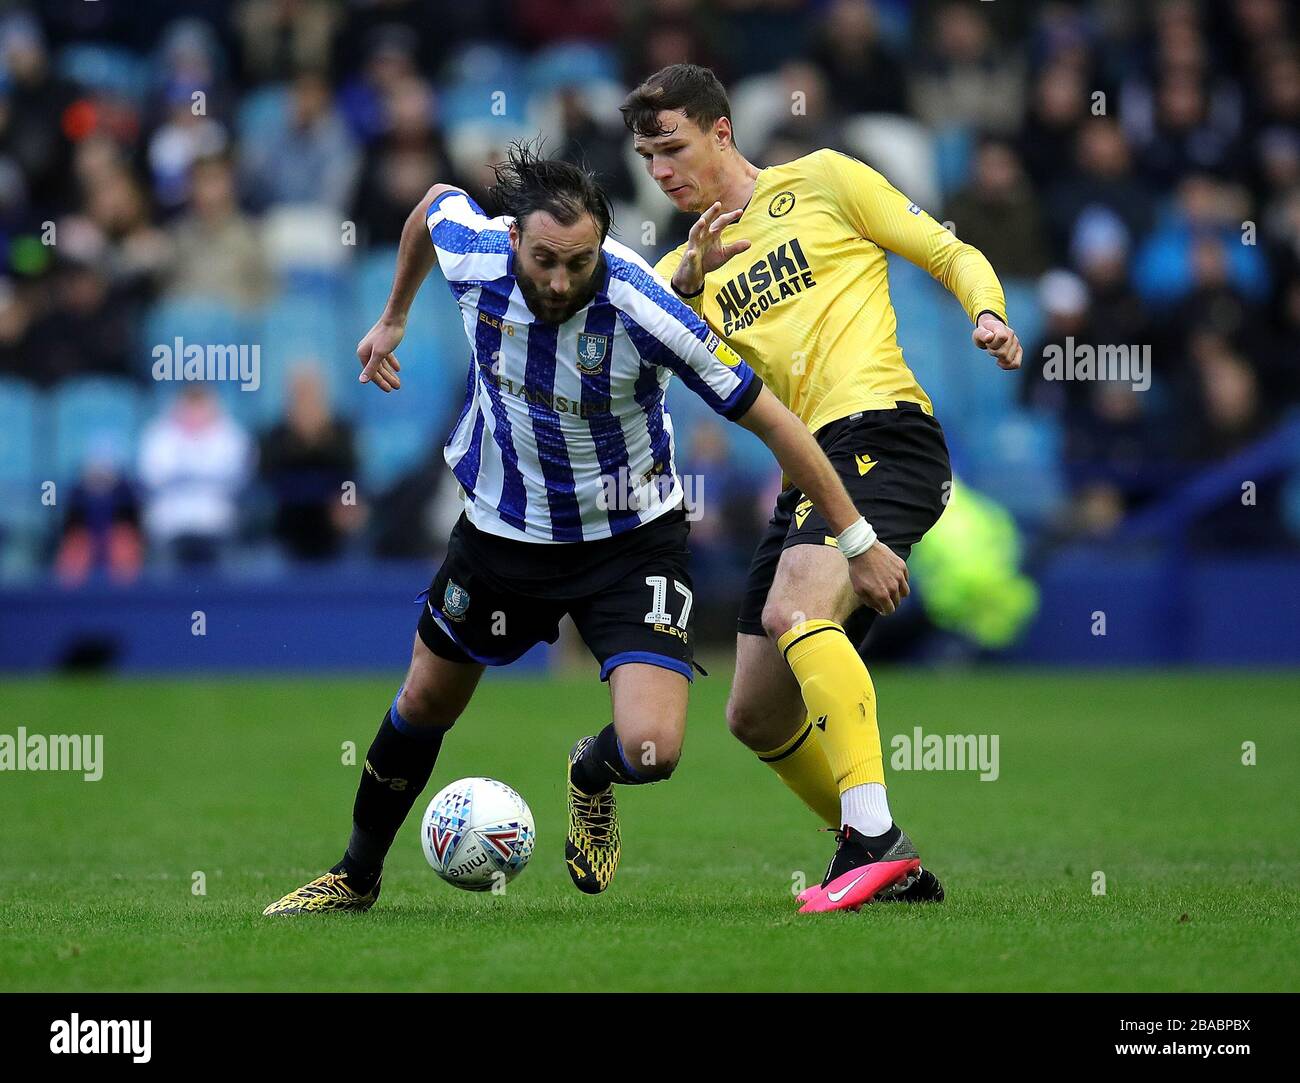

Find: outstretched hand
356;317;405;392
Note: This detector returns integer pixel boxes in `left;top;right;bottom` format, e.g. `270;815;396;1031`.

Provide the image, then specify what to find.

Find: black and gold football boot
262;869;381;916
565;737;621;894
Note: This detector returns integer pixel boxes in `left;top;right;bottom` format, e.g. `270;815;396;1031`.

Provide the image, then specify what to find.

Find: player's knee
396;683;461;730
622;730;681;781
760;598;800;642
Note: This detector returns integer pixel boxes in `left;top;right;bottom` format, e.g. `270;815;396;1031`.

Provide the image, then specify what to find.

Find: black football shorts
737;402;952;642
417;508;696;682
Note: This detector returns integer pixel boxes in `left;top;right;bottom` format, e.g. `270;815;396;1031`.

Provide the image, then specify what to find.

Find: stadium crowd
0;0;1298;585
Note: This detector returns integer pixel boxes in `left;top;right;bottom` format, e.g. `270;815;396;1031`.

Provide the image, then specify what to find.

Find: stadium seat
56;44;149;103
524;42;620;98
236;84;290;146
255;296;352;426
932;125;975;199
0;379;47;569
1002;278;1044;354
842;114;940;212
51;377;143;482
141;298;256;376
888;258;959;415
965;412;1065;525
357;417;438;491
353;254;470;392
0;379;40;485
440;43;529;127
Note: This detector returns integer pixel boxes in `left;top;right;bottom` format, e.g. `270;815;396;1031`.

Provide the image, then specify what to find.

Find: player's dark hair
488;140;612;240
620;63;733;142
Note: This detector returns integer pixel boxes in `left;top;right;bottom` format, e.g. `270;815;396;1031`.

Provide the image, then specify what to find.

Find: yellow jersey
654;149;1007;434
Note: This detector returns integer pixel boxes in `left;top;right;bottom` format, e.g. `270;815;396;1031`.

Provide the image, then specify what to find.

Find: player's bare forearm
736;386;858;534
381;183;456;324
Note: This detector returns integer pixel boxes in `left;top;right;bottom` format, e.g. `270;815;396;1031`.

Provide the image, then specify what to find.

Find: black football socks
571;723;655;795
337;694;448;893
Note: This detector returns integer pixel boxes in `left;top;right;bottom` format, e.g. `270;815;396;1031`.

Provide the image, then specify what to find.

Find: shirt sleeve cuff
721;370;763;421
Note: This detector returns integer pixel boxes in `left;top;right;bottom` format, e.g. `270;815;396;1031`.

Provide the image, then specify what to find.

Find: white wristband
836;516;877;559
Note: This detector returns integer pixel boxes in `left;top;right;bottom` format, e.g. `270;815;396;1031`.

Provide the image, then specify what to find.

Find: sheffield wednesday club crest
576;332;610;372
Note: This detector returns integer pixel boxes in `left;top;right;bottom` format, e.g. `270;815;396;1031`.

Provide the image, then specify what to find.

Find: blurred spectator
1186;329;1271;460
1018;60;1088;191
54;439;143;586
1045;119;1156;261
145;85;229;213
1069;207;1150;347
26;253;134;384
336;25;421;145
1130;69;1244;192
259;365;362;561
943;139;1049;277
680;423;769;565
234;0;341;86
80;161;170;304
164;154;272;309
805;0;907;116
555;88;636;206
152;18;233;130
0;13;79;215
621;1;722;85
515;0;619;48
1021;269;1089;415
911;1;1027;135
1131;174;1269;306
137;386;254;566
759;61;845;167
350;74;456;246
241;70;360;213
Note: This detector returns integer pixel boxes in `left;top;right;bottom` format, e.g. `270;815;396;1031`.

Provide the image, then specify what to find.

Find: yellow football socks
756;716;840;827
776;619;885;790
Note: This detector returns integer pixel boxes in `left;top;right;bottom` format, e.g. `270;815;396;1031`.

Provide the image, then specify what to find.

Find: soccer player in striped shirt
624;64;1024;912
263;143;909;914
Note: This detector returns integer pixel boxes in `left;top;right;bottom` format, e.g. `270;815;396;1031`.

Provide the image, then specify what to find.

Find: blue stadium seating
524;42;620;97
0;379;40;486
440;43;529;125
964;412;1066;525
933;125;975;198
254;295;352;425
56;44;149;102
357;417;438;491
0;379;47;565
51;377;143;482
236;84;290;145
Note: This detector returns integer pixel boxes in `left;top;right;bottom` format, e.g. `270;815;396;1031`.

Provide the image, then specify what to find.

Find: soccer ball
420;777;536;891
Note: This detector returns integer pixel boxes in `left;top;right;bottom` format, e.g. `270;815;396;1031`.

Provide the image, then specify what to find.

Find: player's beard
517;260;603;325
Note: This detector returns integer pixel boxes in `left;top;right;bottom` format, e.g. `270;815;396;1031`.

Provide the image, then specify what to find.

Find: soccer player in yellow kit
623;64;1023;912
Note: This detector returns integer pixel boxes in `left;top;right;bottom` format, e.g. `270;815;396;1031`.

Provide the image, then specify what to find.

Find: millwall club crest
443;580;470;621
576;332;611;372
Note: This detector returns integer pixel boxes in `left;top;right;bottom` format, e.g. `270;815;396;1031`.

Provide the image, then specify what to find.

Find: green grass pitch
0;669;1296;992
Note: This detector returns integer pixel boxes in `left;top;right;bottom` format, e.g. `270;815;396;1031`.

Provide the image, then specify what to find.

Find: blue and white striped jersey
426;188;762;543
